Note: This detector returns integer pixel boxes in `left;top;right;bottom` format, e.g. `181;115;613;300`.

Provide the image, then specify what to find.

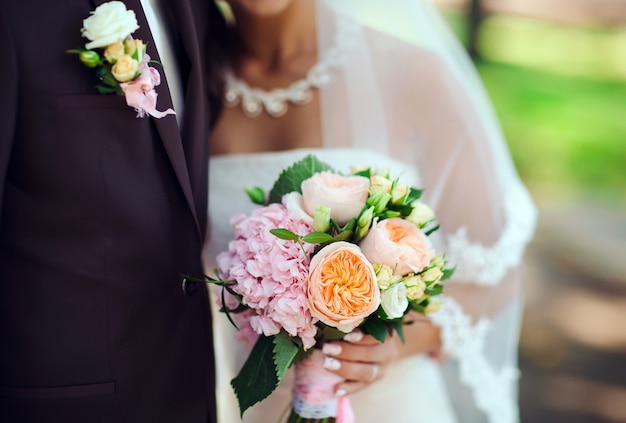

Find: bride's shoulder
363;26;447;73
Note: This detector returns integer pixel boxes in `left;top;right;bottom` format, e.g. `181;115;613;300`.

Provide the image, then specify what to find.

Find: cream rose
82;1;139;50
307;242;380;333
282;192;314;226
406;201;435;228
104;40;125;63
380;283;408;319
301;172;369;226
359;217;435;276
369;174;392;196
403;275;426;300
111;54;139;82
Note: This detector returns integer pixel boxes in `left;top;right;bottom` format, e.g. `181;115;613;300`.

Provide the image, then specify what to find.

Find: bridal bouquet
205;155;452;423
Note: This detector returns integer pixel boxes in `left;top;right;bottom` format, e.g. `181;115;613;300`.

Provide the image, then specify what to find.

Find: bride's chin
224;0;295;17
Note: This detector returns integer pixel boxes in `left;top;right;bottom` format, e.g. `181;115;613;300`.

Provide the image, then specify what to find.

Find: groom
0;0;216;422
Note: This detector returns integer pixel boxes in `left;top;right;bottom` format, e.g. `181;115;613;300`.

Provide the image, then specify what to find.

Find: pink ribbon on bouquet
292;350;355;423
119;59;175;119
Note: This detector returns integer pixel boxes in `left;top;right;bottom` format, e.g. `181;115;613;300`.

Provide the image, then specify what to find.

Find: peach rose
301;172;369;226
111;54;139;82
359;218;434;276
307;242;380;333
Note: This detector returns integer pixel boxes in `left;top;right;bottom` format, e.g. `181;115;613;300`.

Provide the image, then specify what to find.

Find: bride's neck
230;0;317;71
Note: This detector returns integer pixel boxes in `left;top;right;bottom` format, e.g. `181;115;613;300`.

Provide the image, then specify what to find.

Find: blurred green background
437;1;626;422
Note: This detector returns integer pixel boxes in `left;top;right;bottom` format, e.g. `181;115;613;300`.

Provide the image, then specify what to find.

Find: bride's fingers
323;336;400;364
323;355;385;384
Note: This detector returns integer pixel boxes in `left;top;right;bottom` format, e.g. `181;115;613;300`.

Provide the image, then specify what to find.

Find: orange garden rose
359;217;435;276
307;242;380;333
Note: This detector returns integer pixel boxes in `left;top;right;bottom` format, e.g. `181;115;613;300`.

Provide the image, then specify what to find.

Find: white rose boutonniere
81;1;139;49
67;1;175;119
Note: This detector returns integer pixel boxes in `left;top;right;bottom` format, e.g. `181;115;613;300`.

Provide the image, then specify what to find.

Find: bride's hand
322;315;442;396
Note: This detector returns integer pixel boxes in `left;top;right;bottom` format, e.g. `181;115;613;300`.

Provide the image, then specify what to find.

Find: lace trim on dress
444;181;537;285
430;297;521;423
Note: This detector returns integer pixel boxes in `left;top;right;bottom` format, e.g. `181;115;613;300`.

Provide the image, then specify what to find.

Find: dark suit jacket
0;0;216;421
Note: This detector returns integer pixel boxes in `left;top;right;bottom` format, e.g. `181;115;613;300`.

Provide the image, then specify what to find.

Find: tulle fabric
314;1;537;422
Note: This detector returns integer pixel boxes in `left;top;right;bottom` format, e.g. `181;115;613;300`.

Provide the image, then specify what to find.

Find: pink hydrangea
216;202;319;350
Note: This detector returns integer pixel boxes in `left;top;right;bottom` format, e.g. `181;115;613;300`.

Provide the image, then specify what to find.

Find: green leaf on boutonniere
268;154;333;204
231;335;280;417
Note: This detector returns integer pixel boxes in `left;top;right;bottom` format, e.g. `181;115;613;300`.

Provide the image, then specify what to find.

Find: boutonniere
68;1;175;119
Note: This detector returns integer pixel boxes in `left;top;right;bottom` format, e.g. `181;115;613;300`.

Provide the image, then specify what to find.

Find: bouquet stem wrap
289;350;354;423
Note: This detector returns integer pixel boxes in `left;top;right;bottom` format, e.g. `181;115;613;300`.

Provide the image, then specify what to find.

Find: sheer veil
314;1;537;422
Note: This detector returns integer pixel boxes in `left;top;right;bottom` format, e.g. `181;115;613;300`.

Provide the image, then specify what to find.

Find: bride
201;0;537;422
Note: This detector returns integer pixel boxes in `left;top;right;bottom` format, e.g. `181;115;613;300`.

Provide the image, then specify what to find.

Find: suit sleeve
0;4;18;216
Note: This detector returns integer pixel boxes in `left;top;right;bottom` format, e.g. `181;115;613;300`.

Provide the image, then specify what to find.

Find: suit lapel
171;0;210;220
91;0;202;238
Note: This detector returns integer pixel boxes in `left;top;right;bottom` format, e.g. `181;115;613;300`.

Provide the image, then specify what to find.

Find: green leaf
425;284;443;296
302;232;334;244
389;321;405;344
318;325;349;341
231;336;280;417
442;266;456;280
270;228;300;241
405;188;423;205
353;168;371;178
424;223;440;236
272;333;300;383
360;316;389;343
245;187;266;205
268;155;333;204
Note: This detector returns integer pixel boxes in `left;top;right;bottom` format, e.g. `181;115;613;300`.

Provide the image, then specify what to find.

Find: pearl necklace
224;16;355;118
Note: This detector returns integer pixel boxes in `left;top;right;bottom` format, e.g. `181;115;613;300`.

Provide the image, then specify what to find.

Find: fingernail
324;357;341;370
343;330;363;342
322;343;342;356
335;389;347;397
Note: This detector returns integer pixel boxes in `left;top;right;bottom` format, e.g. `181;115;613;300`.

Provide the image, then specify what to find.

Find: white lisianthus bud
77;50;101;68
125;38;146;62
111;54;139;82
403;275;426;300
104;40;125;63
350;165;369;174
373;263;398;289
430;255;445;269
357;206;375;229
369;174;392;196
381;283;408;319
373;168;390;178
390;183;410;205
421;267;443;283
313;206;331;233
367;191;391;214
82;1;140;50
425;298;442;313
406;201;435;228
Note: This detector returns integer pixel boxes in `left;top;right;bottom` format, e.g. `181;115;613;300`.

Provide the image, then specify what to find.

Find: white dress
202;148;459;423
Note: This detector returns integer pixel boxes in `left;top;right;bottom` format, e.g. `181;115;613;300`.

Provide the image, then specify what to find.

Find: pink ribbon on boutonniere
119;55;175;119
